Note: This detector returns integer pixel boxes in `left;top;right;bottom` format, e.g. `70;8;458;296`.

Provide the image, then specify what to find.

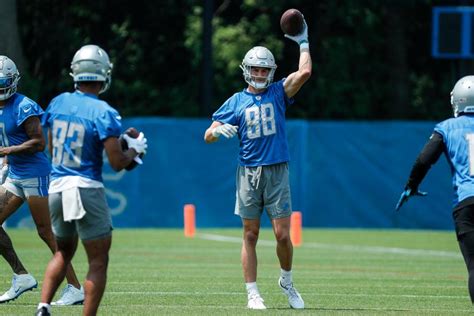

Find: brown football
280;9;304;36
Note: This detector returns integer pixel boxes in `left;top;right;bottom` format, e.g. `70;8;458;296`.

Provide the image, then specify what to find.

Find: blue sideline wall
7;118;453;230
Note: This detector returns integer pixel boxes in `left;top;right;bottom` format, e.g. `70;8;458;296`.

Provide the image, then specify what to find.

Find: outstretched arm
395;132;444;211
283;20;312;98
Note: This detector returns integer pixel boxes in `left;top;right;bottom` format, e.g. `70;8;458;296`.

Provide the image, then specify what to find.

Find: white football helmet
70;44;113;94
451;75;474;117
240;46;277;89
0;56;20;101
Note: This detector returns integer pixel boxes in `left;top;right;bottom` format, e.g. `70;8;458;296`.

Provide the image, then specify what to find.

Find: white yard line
198;233;461;258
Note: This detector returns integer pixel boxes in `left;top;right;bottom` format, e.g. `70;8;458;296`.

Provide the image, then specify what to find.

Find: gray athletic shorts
2;175;49;199
235;162;292;220
49;187;113;241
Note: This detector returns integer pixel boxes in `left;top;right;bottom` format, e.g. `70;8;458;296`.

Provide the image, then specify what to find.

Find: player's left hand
284;18;308;45
395;188;428;211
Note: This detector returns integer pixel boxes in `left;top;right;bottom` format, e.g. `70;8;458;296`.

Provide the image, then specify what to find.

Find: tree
0;0;26;72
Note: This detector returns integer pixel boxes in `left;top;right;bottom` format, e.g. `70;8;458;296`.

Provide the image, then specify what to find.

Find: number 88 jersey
42;90;122;182
212;79;294;167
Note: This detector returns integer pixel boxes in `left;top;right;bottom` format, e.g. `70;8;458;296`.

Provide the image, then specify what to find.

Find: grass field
0;228;472;315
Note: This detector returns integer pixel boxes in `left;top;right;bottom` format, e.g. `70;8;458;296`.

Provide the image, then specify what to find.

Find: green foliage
14;0;466;119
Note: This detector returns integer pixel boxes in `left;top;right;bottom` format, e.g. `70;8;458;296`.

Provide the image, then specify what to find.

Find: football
120;127;144;171
280;9;304;36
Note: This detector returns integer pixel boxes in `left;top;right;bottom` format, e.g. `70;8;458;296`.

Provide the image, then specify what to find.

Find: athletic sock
280;269;293;286
37;303;51;313
245;282;259;297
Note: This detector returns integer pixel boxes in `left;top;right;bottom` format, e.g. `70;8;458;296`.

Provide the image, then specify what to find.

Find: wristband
299;41;309;50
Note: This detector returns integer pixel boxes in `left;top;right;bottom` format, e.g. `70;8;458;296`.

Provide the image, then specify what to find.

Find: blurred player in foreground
396;75;474;304
204;19;312;310
35;45;147;316
0;56;83;305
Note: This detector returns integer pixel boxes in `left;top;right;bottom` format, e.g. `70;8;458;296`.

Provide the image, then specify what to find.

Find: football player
35;45;147;316
396;75;474;303
204;19;312;309
0;56;83;305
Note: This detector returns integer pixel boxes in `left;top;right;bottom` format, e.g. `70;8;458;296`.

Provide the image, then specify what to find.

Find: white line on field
104;291;467;299
197;233;461;258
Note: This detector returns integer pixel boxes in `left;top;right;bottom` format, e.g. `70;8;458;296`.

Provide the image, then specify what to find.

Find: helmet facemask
240;46;277;90
0;56;20;101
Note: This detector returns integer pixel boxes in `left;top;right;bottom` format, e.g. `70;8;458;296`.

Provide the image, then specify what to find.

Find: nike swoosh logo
14;288;20;294
22;106;31;113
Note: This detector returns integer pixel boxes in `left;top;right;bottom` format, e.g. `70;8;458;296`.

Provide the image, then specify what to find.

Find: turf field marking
198;233;460;258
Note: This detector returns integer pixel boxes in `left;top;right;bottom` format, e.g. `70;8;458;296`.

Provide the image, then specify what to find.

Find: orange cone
290;211;302;247
184;204;196;238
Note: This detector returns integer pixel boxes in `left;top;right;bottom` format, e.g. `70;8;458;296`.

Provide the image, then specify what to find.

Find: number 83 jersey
42;91;122;182
212;80;294;167
0;93;50;178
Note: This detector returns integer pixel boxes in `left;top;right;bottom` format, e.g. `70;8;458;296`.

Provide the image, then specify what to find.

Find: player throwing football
204;17;311;310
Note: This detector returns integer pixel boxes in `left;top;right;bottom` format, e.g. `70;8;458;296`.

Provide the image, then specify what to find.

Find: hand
284;18;308;45
395;188;428;211
212;123;238;139
0;164;7;185
123;132;148;155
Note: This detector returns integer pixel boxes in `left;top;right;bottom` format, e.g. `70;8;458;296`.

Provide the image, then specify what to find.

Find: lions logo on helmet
240;46;277;89
0;56;20;101
451;75;474;117
70;45;113;94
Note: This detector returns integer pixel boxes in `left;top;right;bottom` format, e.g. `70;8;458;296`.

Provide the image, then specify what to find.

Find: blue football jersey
0;93;50;178
435;115;474;205
212;80;294;166
42;91;122;182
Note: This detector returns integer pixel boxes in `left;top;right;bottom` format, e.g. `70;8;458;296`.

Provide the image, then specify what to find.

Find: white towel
62;187;86;222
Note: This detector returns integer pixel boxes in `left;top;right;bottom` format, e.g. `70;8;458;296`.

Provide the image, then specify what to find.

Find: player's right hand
212;123;238;139
395;188;428;211
123;132;148;155
284;18;308;45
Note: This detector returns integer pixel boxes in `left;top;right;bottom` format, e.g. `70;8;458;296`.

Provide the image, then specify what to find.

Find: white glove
212;123;238;139
0;164;8;185
284;18;308;45
123;132;148;155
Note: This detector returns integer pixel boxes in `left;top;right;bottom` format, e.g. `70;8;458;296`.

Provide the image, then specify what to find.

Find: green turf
0;228;472;315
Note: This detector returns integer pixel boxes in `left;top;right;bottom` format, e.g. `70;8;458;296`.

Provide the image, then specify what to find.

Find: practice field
0;228;472;315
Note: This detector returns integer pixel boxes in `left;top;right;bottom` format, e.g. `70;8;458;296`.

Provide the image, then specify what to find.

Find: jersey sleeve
278;79;295;109
212;94;238;125
17;98;44;126
41;98;57;128
96;107;122;141
405;132;445;191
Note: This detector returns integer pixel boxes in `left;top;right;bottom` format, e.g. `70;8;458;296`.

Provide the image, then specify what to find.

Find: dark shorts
453;204;474;239
49;187;113;241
